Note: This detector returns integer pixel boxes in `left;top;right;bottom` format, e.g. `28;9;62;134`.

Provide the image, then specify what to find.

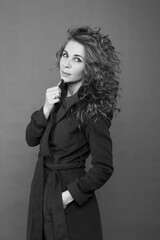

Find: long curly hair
56;26;121;123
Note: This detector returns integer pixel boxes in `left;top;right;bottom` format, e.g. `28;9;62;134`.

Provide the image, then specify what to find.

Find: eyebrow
63;49;84;60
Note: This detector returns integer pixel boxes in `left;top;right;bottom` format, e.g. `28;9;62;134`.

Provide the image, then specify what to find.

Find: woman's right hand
43;86;62;119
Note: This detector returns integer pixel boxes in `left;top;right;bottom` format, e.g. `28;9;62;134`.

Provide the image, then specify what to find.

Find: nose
63;58;72;68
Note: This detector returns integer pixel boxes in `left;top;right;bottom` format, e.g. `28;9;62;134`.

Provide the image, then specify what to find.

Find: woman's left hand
62;190;74;209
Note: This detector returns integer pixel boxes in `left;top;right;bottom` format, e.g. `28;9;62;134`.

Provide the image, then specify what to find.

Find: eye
74;57;82;63
62;51;68;58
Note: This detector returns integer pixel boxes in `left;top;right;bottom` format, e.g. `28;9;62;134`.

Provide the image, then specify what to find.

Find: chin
61;77;72;82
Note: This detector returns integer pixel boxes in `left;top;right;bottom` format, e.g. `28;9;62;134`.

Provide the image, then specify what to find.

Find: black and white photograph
0;0;160;240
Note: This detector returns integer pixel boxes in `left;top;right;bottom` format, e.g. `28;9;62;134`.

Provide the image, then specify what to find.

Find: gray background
0;0;160;239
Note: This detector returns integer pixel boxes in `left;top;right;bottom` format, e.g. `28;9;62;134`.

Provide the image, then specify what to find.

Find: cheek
59;58;64;69
75;66;84;77
59;59;62;69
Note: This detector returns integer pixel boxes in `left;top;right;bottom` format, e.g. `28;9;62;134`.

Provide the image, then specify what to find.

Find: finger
47;95;59;102
57;81;61;87
47;92;61;100
63;204;67;209
47;86;61;93
57;80;64;87
47;89;61;98
48;98;60;104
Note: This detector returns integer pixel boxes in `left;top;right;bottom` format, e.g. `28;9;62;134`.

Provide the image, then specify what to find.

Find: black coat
25;92;113;240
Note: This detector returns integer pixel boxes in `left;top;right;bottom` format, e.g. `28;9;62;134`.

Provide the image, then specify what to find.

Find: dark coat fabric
25;92;113;240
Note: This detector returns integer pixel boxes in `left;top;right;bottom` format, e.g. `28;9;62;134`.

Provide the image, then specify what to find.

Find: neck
67;81;82;97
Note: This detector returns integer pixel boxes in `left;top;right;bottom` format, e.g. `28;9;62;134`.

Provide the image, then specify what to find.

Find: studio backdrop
0;0;160;239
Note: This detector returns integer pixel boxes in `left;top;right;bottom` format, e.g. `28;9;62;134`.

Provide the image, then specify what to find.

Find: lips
62;71;71;76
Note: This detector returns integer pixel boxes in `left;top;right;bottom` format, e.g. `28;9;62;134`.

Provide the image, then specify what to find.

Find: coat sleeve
67;115;113;206
25;107;48;147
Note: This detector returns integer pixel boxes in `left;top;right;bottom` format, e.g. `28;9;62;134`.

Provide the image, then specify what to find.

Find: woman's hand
43;86;62;119
62;190;74;209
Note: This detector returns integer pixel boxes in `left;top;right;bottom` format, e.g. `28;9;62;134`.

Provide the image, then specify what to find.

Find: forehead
64;40;85;57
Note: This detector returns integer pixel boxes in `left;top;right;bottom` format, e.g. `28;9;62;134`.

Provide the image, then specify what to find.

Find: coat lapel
39;113;53;158
54;92;78;124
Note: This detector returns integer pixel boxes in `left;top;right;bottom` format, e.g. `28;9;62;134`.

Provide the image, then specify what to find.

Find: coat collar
55;92;78;124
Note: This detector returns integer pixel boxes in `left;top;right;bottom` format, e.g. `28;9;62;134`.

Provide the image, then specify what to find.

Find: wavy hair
56;26;121;123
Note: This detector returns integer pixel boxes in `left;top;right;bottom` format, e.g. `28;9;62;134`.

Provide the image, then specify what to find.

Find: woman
26;26;120;240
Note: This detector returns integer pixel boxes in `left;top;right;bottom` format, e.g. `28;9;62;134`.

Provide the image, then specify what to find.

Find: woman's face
60;40;85;84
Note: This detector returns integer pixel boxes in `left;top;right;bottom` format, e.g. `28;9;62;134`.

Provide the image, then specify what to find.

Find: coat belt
44;159;85;170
